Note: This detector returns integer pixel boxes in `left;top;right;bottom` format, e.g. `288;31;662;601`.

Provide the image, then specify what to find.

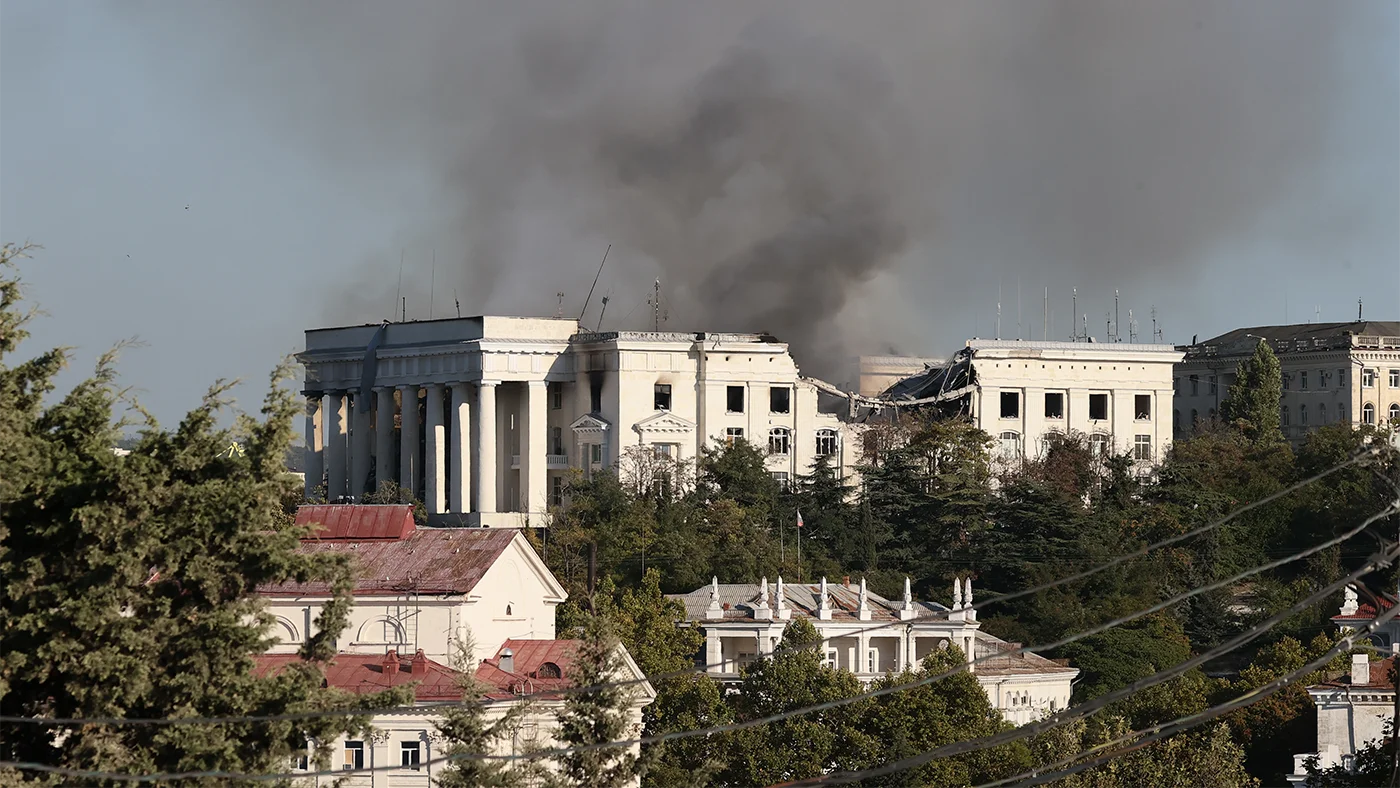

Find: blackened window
1000;392;1020;419
1134;395;1151;420
1044;393;1064;419
726;385;745;413
654;384;672;411
1089;394;1109;421
770;386;790;414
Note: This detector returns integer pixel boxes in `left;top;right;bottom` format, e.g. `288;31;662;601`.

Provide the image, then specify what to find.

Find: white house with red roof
1289;587;1399;783
670;575;1077;725
260;505;567;666
253;505;653;784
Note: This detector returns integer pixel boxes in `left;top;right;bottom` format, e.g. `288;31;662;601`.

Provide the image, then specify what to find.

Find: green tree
1033;719;1258;788
548;618;647;788
1220;340;1283;444
436;638;531;788
594;569;703;678
641;674;731;788
1056;615;1192;701
0;243;402;782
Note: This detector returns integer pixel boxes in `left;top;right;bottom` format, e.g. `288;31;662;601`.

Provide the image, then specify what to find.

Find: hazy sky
2;1;1397;425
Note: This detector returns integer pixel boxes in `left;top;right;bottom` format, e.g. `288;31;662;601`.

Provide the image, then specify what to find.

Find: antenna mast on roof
996;279;1002;339
578;244;611;322
1152;306;1163;342
455;290;461;319
1043;287;1048;341
1128;309;1138;343
596;296;610;332
395;249;405;323
556;292;565;318
1114;290;1120;342
429;249;436;319
1071;288;1078;341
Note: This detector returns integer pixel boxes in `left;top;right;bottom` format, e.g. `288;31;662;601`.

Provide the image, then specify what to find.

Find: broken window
1090;433;1111;458
1044;392;1064;419
726;385;745;413
1000;391;1020;419
768;428;791;456
770;386;791;414
725;427;744;446
1089;394;1109;421
815;429;839;457
1134;394;1151;420
654;383;672;411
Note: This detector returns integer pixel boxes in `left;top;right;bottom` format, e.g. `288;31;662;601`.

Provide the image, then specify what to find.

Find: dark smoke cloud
114;1;1398;379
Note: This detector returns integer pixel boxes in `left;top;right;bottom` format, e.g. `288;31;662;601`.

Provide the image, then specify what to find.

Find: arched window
1038;431;1064;458
1300;404;1308;426
1281;406;1290;427
814;429;839;457
1190;408;1198;425
997;431;1022;460
355;616;407;645
1390;404;1400;424
768;428;791;456
537;662;562;679
1319;402;1327;422
1363;403;1376;425
1089;433;1111;459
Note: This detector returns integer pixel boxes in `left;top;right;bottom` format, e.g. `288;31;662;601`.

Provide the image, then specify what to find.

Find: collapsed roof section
866;346;976;419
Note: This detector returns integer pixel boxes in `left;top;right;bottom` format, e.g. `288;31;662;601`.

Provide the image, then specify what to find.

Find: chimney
382;650;399;677
843;575;851;588
410;649;428;675
1352;653;1370;685
499;647;515;674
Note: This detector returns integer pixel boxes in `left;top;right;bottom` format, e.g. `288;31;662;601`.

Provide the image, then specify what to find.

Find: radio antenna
455;289;461;319
394;249;405;322
429;249;436;319
596;296;610;332
579;244;611;322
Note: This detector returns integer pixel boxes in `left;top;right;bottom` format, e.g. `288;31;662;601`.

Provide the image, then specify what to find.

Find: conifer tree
1220;339;1283;443
548;618;646;788
0;243;401;783
435;638;531;788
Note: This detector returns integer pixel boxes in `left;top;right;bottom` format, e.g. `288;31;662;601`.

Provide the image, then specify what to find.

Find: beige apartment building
298;317;857;527
1174;321;1400;443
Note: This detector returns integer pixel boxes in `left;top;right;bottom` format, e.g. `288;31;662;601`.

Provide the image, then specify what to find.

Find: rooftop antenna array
996;279;1003;340
648;279;668;332
596;296;610;332
1114;289;1121;342
1151;306;1163;342
555;292;565;318
455;289;461;319
1043;287;1048;341
1128;309;1138;343
578;244;611;323
1071;288;1078;341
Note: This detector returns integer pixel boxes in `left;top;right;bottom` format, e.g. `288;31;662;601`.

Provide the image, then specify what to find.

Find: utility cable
7;497;1393;783
769;506;1400;786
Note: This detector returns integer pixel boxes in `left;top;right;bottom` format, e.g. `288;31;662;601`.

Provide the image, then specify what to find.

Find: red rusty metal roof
1312;656;1397;691
1332;594;1398;622
476;639;580;699
254;650;464;702
295;505;415;541
259;527;518;597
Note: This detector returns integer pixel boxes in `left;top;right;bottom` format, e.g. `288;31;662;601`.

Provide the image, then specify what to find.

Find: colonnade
302;380;551;518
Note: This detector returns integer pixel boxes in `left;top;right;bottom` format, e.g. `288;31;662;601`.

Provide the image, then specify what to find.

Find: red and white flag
796;510;804;529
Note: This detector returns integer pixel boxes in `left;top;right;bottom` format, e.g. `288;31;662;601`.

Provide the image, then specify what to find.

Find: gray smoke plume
111;1;1398;380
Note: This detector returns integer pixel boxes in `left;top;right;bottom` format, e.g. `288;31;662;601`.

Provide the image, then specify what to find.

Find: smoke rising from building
114;1;1398;380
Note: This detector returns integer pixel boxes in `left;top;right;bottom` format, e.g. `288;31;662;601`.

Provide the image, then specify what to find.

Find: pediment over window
571;414;611;437
632;411;697;435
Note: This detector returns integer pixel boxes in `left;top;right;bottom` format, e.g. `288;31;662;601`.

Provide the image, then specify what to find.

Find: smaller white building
880;339;1182;468
669;576;1076;724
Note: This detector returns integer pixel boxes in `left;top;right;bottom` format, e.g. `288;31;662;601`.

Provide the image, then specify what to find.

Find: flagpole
796;509;802;583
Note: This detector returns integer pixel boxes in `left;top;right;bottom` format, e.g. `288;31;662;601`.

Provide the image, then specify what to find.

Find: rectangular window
1300;371;1308;390
724;427;744;446
1134;394;1152;421
1363;368;1376;388
1044;392;1064;419
1300;404;1308;426
343;741;364;771
549;384;562;410
1282;374;1290;390
1391;370;1399;388
550;427;563;456
1090;433;1110;458
1000;391;1020;419
293;753;309;771
771;471;790;491
726;385;745;413
823;648;839;669
1281;406;1290;426
867;648;880;674
653;383;672;411
769;386;791;414
1089;394;1109;421
768;428;791;456
815;429;838;457
1190;375;1199;396
1339;368;1347;386
400;741;421;770
550;475;564;507
1209;376;1218;394
654;443;676;459
1320;370;1328;389
1133;434;1152;462
590;444;602;464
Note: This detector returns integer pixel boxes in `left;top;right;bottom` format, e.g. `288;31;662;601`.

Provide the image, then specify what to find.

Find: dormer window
537;662;562;679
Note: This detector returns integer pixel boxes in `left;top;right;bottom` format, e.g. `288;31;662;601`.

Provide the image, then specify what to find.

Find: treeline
546;340;1399;786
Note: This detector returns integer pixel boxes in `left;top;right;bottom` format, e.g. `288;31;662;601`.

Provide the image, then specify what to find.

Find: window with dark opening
1134;394;1151;420
768;428;791;455
400;742;420;770
549;384;562;410
726;385;745;413
770;386;790;414
1089;394;1109;421
725;427;744;445
538;662;562;679
1044;393;1064;419
550;427;563;456
654;383;672;411
1000;391;1020;419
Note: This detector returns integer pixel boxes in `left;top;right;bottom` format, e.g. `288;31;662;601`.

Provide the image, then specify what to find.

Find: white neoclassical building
1175;321;1400;443
881;339;1182;467
670;576;1077;725
299;317;859;527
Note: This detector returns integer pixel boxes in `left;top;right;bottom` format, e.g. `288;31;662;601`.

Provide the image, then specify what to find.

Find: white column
450;382;471;514
476;381;499;515
521;381;548;514
324;392;347;501
374;387;395;492
705;632;722;672
350;394;372;499
304;396;323;499
398;385;419;499
858;632;870;674
424;384;446;515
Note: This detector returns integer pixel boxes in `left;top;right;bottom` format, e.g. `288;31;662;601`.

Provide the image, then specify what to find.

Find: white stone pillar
476;381;499;515
424;384;446;515
398;385;420;499
350;394;372;499
374;387;395;493
304;396;323;499
324;392;347;501
705;632;722;673
450;382;471;514
858;631;870;674
521;380;548;514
